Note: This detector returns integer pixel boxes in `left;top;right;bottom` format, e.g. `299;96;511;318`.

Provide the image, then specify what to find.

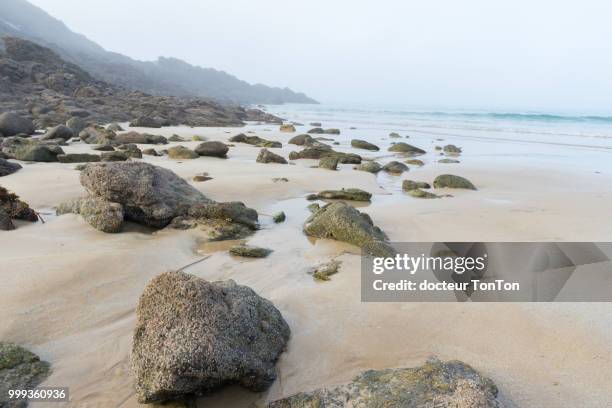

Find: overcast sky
28;0;612;112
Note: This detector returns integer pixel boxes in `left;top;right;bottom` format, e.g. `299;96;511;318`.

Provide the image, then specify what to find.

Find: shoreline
2;121;612;407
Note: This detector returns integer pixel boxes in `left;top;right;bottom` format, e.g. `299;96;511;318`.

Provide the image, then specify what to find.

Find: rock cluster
58;161;208;230
0;37;281;129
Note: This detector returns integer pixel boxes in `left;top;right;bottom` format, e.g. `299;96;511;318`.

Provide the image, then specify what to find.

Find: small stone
408;189;439;199
168;146;198;159
307;127;324;134
92;144;115;151
433;174;476;190
311;260;341;281
438;158;460;164
57;153;101;163
443;144;462;154
382;161;409;174
193;175;213;182
142;148;159;156
101;151;129;161
272;211;286;223
323;128;340;135
351;139;379;151
168;134;185;142
257;148;287;164
314;188;372;202
389;132;401;138
402;180;431;191
280;124;296;132
353;161;382;173
307;203;320;213
405;159;425;166
229;244;273;258
318;156;338;170
388;142;426;155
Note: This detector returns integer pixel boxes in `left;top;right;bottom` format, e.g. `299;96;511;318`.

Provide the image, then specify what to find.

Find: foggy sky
28;0;612;112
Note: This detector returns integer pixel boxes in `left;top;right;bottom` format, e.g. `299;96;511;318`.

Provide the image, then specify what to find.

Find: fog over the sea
28;0;612;112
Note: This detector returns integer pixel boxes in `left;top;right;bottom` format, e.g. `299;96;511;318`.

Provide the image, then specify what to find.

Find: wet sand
2;123;612;407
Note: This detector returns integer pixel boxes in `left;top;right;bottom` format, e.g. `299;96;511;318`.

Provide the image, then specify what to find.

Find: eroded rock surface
269;359;502;408
131;271;290;403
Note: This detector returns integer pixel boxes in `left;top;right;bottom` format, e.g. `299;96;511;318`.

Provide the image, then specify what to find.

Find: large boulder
388;142;426;155
130;116;162;128
131;271;290;403
303;202;393;256
57;196;124;233
0;343;51;406
351;139;379;151
433;174;476;190
269;359;501;408
41;125;73;141
0;112;35;136
115;131;168;145
195;141;229;158
10;144;64;162
0;158;21;176
80;162;210;228
257;148;287;164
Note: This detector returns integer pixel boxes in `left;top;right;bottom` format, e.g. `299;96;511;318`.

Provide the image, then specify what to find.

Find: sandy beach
2;120;612;407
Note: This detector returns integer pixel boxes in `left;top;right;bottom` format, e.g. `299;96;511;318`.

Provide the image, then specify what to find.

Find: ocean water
263;103;612;174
